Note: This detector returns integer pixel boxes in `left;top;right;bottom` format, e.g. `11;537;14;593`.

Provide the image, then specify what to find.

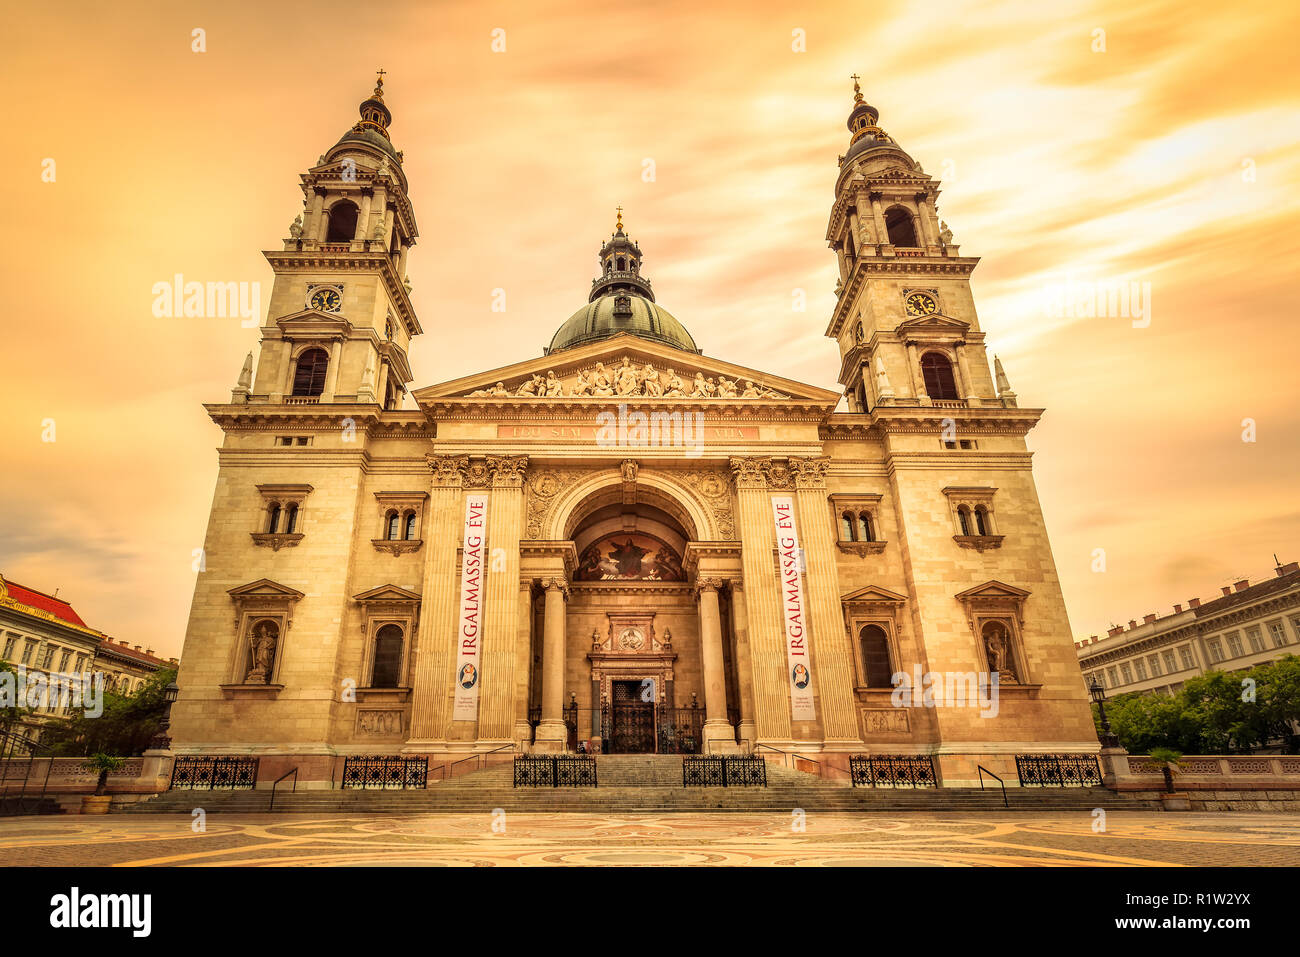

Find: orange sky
2;0;1297;657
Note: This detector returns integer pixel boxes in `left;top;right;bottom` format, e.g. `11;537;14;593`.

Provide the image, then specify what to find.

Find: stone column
869;191;886;248
322;338;342;401
954;343;977;406
310;187;327;243
790;457;863;748
906;341;930;403
513;579;535;746
405;455;469;752
355;189;373;242
729;457;792;744
728;580;758;748
533;577;569;751
696;577;735;752
478;455;527;746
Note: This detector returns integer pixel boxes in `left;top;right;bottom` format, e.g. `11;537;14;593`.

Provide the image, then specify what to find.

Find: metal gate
607;682;655;753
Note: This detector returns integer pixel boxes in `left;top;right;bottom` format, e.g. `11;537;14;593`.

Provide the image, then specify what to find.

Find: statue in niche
244;621;279;684
982;622;1018;683
663;368;684;396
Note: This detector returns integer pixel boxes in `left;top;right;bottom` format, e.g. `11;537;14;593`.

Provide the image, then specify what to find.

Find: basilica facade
169;77;1098;785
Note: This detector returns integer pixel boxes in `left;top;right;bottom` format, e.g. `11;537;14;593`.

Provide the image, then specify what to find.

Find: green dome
547;295;699;355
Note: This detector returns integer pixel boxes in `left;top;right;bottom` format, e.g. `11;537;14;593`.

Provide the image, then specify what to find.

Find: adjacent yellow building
169;76;1097;785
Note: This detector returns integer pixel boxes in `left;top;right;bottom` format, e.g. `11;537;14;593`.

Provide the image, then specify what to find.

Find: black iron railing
1015;753;1102;787
978;765;1009;808
0;729;57;814
848;754;937;788
513;755;597;788
169;755;260;790
340;755;428;790
682;755;767;787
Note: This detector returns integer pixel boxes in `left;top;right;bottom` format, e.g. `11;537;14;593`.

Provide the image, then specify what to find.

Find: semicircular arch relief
541;468;718;544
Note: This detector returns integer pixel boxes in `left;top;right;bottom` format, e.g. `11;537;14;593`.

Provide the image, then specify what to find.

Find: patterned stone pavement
1;811;1298;866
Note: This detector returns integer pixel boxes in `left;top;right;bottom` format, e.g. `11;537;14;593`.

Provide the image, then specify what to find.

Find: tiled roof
0;577;91;628
96;638;174;669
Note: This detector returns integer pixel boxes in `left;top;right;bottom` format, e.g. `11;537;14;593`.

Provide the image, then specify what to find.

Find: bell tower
236;72;422;410
824;78;1011;413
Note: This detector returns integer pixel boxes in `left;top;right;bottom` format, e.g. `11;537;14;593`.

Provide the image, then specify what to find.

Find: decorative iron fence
513;755;598;788
169;755;260;791
848;754;937;788
682;755;767;787
340;755;428;790
1015;753;1102;788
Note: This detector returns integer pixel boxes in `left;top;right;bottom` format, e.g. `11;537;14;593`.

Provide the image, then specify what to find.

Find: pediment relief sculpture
465;356;787;401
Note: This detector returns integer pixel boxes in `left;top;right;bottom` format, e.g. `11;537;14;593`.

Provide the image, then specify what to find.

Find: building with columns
169;76;1097;785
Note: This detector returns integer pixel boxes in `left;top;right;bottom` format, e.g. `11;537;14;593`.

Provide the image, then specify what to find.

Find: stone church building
170;76;1097;785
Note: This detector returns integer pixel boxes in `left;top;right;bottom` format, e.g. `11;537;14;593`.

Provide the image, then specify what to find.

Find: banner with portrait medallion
772;495;816;721
452;493;488;721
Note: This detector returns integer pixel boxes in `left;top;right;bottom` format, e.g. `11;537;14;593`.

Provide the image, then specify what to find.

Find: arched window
957;505;972;536
920;352;959;401
617;256;626;271
371;624;404;688
884;206;918;247
845;231;856;261
325;200;358;243
859;625;893;687
858;511;874;542
840;511;856;541
267;503;281;534
974;506;989;536
292;348;329;397
605;260;612;275
386;510;401;541
403;511;418;540
284;504;298;534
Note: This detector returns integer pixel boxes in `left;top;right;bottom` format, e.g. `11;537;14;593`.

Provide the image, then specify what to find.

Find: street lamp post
1088;677;1120;749
149;681;180;751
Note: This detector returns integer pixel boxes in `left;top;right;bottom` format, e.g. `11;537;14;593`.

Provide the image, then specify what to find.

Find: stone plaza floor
1;811;1298;866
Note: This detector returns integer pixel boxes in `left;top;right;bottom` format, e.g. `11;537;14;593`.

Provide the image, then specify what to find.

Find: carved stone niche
954;580;1036;688
221;579;304;697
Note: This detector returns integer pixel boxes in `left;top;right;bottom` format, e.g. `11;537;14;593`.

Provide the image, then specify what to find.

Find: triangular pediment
414;333;839;405
227;579;305;601
353;584;422;603
841;585;908;604
275;309;352;336
954;580;1031;602
895;313;969;336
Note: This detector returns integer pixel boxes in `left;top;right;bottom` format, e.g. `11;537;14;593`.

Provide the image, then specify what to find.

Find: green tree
40;668;176;757
0;659;32;737
1255;655;1300;753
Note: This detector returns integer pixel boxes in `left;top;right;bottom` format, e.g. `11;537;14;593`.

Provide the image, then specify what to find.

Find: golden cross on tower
374;68;386;96
615;205;624;231
850;73;863;104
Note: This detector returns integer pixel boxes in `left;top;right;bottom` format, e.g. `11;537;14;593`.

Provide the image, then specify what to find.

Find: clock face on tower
905;292;937;317
309;287;341;312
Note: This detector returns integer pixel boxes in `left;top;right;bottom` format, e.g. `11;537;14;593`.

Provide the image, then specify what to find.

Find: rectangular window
1225;631;1244;657
1207;638;1224;663
1147;654;1161;677
1106;666;1118;686
21;641;36;665
58;649;73;672
1179;645;1195;670
2;636;15;660
40;646;56;669
1133;659;1147;680
1246;626;1264;653
1286;617;1300;643
1120;663;1133;683
1162;650;1177;672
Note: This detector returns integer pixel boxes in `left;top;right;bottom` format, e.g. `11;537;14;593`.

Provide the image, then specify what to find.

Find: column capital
729;456;768;490
789;455;831;490
487;454;529;488
426;453;469;488
540;577;570;599
694;576;725;598
728;578;745;594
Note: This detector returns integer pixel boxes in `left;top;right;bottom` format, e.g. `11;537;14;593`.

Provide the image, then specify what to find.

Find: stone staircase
125;754;1154;814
